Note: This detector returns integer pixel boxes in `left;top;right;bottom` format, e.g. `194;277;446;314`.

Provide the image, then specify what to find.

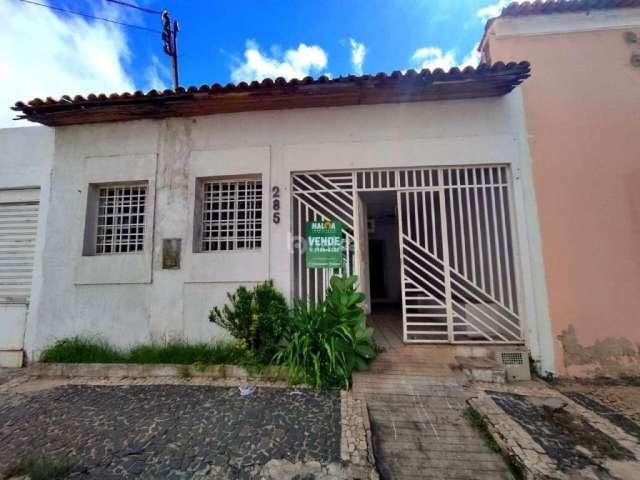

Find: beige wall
485;14;640;376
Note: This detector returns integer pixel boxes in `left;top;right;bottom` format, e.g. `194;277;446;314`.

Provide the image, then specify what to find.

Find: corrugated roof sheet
12;62;531;127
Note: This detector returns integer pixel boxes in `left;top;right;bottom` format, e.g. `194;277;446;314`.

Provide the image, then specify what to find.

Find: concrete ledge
455;356;506;384
29;363;289;381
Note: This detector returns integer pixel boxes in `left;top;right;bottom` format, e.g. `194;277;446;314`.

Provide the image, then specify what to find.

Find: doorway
359;191;401;314
360;190;403;346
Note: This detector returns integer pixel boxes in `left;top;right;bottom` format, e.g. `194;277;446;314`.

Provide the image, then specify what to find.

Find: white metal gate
291;171;356;306
291;166;522;343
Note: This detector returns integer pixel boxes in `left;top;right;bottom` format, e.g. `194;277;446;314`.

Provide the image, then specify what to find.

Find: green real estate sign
305;220;343;269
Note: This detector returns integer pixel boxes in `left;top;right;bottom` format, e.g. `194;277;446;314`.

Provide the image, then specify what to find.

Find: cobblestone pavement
0;368;22;386
0;383;340;479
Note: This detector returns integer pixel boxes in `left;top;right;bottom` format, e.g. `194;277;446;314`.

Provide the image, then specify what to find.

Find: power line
106;0;162;15
19;0;161;33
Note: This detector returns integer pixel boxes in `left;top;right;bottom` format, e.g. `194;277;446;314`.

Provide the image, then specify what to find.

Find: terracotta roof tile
500;0;640;17
480;0;640;49
12;62;531;127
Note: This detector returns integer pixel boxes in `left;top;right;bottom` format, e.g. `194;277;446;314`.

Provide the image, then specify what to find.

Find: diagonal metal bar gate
291;166;523;344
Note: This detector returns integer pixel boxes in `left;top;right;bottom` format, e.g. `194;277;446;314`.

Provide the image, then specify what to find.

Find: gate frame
291;165;527;345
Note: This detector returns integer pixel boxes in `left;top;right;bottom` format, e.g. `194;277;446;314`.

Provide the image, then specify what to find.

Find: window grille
96;184;146;254
201;178;262;251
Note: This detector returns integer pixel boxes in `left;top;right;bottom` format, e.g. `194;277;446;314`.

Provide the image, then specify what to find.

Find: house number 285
272;186;280;224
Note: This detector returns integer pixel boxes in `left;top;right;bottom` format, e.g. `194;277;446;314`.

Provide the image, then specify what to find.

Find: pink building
481;0;640;377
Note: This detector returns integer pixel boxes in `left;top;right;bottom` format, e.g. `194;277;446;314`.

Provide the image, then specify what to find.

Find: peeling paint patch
558;325;640;378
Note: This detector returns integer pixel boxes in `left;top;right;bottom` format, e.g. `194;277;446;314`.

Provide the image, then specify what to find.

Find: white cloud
412;47;457;71
349;38;366;75
144;55;171;92
461;45;481;68
411;43;482;72
477;1;522;23
0;0;136;128
230;41;328;83
411;44;480;71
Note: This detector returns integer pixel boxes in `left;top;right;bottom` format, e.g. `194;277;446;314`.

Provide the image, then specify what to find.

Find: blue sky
1;0;510;126
121;0;505;85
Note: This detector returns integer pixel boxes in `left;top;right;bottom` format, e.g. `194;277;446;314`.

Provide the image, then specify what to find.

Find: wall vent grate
496;350;531;382
500;351;525;366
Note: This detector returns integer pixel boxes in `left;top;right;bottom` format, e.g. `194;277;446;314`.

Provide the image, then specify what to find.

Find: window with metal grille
200;178;262;251
95;184;146;254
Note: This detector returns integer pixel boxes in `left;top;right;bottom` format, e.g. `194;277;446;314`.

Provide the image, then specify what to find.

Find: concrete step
454;356;506;384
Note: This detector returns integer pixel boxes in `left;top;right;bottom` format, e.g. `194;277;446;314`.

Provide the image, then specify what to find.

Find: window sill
192;248;263;255
82;252;146;258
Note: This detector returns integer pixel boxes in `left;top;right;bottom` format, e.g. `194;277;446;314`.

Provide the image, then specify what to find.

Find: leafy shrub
209;281;289;362
39;337;126;363
274;275;376;390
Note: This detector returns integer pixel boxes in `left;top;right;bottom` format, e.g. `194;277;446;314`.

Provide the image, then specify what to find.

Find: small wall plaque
162;238;181;269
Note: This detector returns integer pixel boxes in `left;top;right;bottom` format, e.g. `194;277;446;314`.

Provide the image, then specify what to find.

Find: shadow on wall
558;325;640;378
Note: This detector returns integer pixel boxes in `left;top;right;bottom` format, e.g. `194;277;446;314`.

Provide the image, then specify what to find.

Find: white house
3;64;555;373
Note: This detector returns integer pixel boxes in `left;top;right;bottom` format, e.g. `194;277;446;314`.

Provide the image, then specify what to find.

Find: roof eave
12;63;531;127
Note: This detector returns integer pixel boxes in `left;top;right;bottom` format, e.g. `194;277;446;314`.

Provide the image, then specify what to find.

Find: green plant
39;337;126;363
541;370;558;385
40;338;245;365
464;407;501;453
209;281;289;362
192;361;207;373
127;341;242;365
5;455;73;480
274;275;376;390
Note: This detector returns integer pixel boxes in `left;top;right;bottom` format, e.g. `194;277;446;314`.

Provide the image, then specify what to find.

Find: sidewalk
469;379;640;479
352;347;514;480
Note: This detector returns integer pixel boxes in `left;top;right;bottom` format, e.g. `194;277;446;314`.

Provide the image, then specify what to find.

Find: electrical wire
106;0;162;15
18;0;162;33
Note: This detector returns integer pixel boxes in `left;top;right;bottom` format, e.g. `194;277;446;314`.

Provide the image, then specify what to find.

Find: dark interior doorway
361;191;402;315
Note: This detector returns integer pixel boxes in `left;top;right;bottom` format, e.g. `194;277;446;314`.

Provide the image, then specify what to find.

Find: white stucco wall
24;94;554;372
0;126;53;190
0;126;54;365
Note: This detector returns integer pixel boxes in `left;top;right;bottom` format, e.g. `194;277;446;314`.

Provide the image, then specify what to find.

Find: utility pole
161;10;179;89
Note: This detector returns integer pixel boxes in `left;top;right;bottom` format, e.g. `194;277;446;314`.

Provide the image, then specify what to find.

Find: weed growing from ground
463;407;501;452
5;455;72;480
192;361;207;373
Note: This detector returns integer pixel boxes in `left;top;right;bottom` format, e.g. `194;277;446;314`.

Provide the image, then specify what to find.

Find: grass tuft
40;337;246;366
39;337;125;363
4;455;73;480
127;341;243;365
464;407;501;453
